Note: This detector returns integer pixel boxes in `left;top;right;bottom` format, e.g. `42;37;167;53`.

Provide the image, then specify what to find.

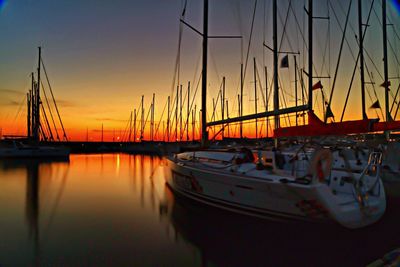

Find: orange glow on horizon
1;108;366;141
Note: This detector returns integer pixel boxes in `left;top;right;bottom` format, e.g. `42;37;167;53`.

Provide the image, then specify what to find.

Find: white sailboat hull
165;154;386;229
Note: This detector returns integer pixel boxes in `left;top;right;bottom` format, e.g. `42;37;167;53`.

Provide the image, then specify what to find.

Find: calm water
0;153;399;267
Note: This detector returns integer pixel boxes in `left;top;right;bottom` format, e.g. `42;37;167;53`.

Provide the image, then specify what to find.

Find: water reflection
0;154;398;266
25;161;40;266
0;158;70;266
0;155;196;266
164;187;400;267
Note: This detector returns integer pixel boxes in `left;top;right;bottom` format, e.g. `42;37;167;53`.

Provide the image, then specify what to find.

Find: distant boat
0;140;69;158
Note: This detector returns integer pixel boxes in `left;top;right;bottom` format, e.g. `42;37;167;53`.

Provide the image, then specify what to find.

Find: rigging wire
41;57;68;141
238;0;257;115
40;80;60;141
171;0;187;98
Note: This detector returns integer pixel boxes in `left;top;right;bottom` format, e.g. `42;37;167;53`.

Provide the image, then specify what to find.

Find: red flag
312;81;323;90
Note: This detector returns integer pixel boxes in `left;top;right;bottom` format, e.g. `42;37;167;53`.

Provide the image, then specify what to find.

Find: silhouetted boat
0;140;69;158
1;47;70;159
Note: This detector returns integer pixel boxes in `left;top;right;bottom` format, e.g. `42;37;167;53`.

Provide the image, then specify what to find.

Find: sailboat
165;0;386;229
0;47;70;158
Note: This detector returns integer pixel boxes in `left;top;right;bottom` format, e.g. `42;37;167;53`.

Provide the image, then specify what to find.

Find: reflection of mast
140;154;145;207
149;156;156;210
25;162;40;266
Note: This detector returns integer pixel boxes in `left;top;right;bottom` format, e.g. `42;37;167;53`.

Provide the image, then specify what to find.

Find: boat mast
133;109;137;142
273;0;279;131
101;123;104;142
238;94;241;137
179;85;182;140
151;93;155;141
27;91;31;138
358;0;367;119
382;0;390;122
167;96;170;142
129;111;132;142
226;99;230;137
187;81;190;141
265;66;268;136
308;0;313;112
240;63;244;139
141;95;144;142
221;77;225;139
28;73;34;139
175;86;178;141
294;56;298;126
201;0;209;147
192;108;195;141
212;98;216;137
194;105;197;141
253;57;258;139
34;47;41;142
31;74;35;140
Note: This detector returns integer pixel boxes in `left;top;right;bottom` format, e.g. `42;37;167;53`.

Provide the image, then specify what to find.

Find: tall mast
221;77;225;139
187;82;190;141
141;95;144;141
133;109;137;142
129;111;132;142
358;0;367;119
31;75;35;139
167;96;170;142
179;85;183;140
34;47;41;142
265;66;268;137
212;98;216;137
294;56;298;126
162;121;165;142
308;0;313;112
273;0;279;130
27;91;31;138
101;123;104;142
151;93;155;141
29;73;34;139
192;109;195;141
240;63;244;138
226;99;230;137
201;0;209;147
238;94;241;136
193;105;197;141
175;86;178;141
382;0;390;122
253;57;258;139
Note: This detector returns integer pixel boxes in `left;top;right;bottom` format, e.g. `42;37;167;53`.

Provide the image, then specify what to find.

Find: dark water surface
0;153;399;267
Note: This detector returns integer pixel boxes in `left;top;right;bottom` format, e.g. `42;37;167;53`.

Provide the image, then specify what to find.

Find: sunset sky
0;0;399;141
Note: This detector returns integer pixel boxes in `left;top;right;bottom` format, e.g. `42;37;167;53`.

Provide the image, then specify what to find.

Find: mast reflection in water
0;154;399;266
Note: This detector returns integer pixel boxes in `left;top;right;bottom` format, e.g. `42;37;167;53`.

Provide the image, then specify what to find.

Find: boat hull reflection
164;185;400;267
